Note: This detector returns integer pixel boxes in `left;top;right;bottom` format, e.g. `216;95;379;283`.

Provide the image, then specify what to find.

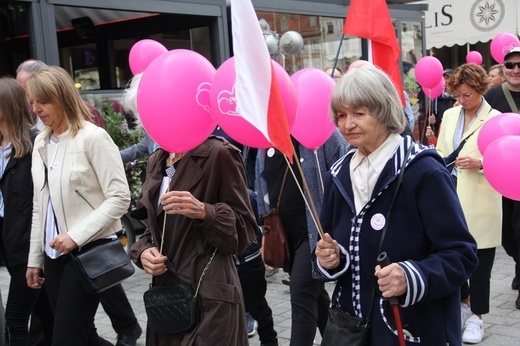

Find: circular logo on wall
470;0;505;32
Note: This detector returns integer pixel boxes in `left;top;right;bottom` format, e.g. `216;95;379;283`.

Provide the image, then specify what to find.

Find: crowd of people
0;48;518;346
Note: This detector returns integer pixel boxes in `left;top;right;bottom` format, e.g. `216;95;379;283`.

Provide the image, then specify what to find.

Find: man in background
16;60;106;130
488;64;506;88
485;47;520;310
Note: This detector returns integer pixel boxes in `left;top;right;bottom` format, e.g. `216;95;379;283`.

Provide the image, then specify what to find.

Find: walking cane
377;252;406;346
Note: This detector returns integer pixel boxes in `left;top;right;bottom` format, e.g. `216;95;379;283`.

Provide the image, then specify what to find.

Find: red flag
231;0;293;161
343;0;405;105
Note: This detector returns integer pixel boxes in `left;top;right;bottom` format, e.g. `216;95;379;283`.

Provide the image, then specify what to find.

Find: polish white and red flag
230;0;293;161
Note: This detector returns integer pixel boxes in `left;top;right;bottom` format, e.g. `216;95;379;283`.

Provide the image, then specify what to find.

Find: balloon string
420;92;433;143
283;147;325;239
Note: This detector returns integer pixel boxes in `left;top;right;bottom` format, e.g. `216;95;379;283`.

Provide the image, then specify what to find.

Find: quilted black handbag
143;282;200;334
143;248;217;334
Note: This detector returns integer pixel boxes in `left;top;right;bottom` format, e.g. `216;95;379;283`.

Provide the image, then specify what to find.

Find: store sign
421;0;517;49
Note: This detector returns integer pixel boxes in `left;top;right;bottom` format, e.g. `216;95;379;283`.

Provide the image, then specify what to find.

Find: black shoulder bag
143;247;217;334
321;144;412;346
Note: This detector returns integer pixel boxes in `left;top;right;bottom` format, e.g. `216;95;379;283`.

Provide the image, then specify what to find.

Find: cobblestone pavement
1;246;519;345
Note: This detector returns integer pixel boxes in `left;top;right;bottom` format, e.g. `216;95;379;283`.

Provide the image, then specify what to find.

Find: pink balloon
290;68;336;150
210;57;297;148
422;77;445;99
477;113;520;154
466;51;483;65
415;56;443;89
483;136;520;200
490;32;520;63
137;49;217;153
128;39;168;75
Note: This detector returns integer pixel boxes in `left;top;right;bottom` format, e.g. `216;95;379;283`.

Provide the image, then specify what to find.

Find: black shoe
90;335;114;346
261;341;279;346
116;324;142;346
516;292;520;309
513;276;520;290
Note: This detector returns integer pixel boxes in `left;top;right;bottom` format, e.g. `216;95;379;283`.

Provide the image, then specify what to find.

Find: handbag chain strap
194;248;217;298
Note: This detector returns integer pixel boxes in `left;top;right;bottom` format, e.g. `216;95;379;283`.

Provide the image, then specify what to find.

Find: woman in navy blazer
314;66;478;345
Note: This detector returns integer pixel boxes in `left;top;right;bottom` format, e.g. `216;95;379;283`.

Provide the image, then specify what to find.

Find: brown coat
130;137;257;346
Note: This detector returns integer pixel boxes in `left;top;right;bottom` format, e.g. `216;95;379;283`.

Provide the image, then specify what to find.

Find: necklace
165;153;176;178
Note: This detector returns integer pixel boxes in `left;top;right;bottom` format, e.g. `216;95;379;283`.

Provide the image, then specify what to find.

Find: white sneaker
462;315;484;344
461;303;472;331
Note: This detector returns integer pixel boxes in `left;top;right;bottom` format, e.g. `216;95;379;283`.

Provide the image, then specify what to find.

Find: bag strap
502;83;519;113
194;248;217;298
377;143;413;253
275;165;290;209
365;142;413;319
444;107;493;168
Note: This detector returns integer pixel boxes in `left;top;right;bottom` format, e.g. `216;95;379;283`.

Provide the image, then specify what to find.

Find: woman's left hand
49;233;78;254
374;263;407;298
160;191;206;220
455;155;482;170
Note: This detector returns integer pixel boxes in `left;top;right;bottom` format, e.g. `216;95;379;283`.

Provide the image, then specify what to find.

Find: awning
419;0;518;49
323;37;362;60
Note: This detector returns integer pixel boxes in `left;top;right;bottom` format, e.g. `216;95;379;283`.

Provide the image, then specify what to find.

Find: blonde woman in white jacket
25;66;130;345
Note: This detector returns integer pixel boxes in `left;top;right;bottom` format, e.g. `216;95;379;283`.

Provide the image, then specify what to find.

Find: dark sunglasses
504;62;520;69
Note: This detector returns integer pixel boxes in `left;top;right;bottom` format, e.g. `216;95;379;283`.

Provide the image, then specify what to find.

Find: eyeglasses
451;93;473;101
504;62;520;69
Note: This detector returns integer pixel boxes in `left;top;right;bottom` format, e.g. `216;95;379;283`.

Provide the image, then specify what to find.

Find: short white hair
330;65;406;134
120;73;142;116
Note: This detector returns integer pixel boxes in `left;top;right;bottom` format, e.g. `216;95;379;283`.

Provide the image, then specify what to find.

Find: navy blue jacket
313;136;478;345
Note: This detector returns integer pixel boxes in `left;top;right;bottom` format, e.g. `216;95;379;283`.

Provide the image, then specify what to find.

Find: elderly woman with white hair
313;65;478;345
119;73;157;163
117;73;156;163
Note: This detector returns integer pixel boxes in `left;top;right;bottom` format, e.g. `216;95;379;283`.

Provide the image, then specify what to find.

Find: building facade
0;0;427;107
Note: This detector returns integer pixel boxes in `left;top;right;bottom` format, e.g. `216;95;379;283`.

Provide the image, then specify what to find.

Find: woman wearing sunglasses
435;63;502;344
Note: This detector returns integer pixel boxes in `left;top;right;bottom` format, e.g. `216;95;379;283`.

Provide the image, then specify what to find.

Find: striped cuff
315;244;350;280
398;261;426;307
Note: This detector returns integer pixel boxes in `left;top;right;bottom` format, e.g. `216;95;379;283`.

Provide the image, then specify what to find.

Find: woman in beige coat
436;63;502;344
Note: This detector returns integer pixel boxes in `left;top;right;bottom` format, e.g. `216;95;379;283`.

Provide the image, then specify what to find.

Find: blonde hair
26;66;92;138
0;77;34;157
330;65;406;134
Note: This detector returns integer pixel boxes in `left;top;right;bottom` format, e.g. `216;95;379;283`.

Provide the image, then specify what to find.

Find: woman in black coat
0;77;51;345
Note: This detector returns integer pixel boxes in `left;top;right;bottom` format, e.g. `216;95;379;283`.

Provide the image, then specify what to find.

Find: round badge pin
370;213;385;231
267;148;275;157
